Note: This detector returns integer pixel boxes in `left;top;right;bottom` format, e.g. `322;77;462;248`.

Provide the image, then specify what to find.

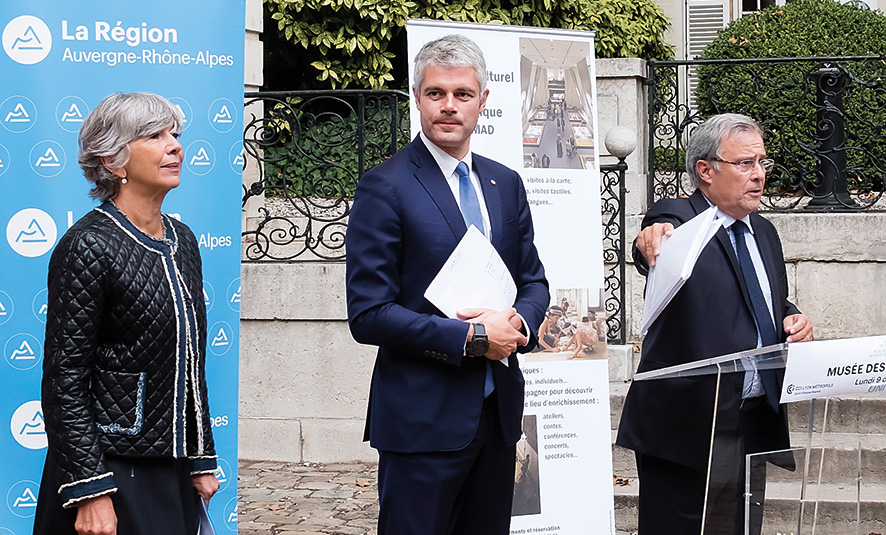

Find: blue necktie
732;221;780;410
457;162;485;236
457;161;494;397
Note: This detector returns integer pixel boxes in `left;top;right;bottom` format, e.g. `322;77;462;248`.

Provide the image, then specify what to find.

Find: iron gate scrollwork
600;161;627;345
241;90;410;261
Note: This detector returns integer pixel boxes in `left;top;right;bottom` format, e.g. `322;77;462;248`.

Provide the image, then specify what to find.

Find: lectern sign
781;335;886;402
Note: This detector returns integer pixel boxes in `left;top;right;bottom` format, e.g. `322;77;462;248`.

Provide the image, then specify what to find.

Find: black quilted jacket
42;201;216;508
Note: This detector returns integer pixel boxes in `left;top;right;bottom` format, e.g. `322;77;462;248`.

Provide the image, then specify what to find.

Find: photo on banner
0;2;243;533
408;19;615;535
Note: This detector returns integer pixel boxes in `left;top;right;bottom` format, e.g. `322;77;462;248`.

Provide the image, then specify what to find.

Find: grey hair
413;34;487;93
78;92;183;201
685;113;763;188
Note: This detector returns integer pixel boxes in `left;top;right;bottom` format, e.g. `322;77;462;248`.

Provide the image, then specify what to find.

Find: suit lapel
409;137;467;240
689;190;756;314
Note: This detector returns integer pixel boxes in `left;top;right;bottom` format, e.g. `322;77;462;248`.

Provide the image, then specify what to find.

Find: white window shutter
685;0;729;110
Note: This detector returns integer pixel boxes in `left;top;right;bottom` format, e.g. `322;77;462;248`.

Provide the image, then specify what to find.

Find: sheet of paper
425;225;517;319
781;335;886;403
640;207;723;334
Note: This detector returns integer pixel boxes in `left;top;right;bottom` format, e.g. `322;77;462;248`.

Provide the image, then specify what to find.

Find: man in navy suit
345;34;549;535
616;114;814;534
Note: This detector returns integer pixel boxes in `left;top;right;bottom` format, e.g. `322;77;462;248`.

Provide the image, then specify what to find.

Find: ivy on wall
263;0;674;90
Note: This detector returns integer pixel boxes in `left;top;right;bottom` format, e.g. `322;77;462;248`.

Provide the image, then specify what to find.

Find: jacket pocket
92;368;146;436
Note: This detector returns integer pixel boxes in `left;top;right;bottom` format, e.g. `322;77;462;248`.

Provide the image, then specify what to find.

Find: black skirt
33;453;198;535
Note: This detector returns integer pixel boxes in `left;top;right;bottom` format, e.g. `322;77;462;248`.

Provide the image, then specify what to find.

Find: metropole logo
2;15;52;65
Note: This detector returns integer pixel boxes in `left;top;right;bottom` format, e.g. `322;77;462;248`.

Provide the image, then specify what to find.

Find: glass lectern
634;343;880;535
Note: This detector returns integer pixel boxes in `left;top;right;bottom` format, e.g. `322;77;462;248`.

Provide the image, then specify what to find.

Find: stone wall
240;263;378;462
238;56;886;463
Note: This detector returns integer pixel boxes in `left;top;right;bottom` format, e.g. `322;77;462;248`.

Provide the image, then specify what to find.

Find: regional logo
168;97;193;132
229;141;245;174
30;140;66;177
1;95;38;133
4;333;42;371
786;384;795;395
0;143;10;177
208;321;233;356
208;98;237;133
7;480;39;517
32;288;47;324
56;96;90;133
224;496;238;531
0;290;13;326
6;208;57;257
203;280;215;313
2;15;52;65
10;400;47;450
226;278;241;312
213;457;232;492
185;140;215;176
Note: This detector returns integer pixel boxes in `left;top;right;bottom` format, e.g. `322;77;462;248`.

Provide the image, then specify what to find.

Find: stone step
608;380;886;434
613;479;886;534
777;432;886;484
788;395;886;434
611;432;886;484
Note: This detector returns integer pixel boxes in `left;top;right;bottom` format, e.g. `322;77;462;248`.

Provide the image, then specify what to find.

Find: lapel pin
490;179;497;185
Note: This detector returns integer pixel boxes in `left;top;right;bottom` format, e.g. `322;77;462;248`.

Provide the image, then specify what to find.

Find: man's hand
192;473;220;506
75;495;117;535
458;307;528;361
635;223;675;268
784;313;813;343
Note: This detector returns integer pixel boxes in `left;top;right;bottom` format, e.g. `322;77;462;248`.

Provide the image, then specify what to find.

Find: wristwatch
465;323;489;357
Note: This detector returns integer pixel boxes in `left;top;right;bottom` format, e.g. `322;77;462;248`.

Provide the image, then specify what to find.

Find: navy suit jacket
346;136;549;453
616;190;799;469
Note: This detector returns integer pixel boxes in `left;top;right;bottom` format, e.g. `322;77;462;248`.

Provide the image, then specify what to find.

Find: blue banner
0;2;243;532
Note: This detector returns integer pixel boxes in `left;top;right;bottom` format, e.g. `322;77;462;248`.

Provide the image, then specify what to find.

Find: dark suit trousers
636;395;770;535
376;392;516;535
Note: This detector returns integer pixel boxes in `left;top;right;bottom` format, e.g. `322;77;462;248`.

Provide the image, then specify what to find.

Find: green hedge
695;0;886;194
653;146;685;174
262;97;410;197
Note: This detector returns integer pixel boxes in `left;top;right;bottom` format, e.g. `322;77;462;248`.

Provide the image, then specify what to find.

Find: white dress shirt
419;131;492;239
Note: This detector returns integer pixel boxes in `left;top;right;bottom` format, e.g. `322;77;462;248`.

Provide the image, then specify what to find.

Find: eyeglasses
712;157;775;174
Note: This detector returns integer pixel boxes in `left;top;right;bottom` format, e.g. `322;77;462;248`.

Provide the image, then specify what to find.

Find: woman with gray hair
34;92;218;535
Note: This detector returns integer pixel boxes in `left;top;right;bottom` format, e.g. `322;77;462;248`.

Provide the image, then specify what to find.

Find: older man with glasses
617;113;814;535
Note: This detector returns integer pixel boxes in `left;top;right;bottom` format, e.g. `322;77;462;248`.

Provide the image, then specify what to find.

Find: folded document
424;225;517;319
424;226;517;365
640;206;723;334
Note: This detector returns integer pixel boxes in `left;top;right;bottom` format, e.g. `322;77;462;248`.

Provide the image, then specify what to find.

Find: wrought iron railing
241;90;410;261
239;90;628;344
648;56;886;211
601;160;627;345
